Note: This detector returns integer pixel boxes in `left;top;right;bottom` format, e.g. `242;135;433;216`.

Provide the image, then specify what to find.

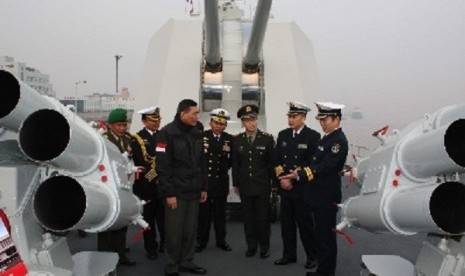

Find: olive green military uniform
232;129;275;254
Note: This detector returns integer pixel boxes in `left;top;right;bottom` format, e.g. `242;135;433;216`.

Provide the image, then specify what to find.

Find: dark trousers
164;198;199;274
308;209;338;276
240;194;270;252
142;198;165;253
97;226;128;257
197;195;227;246
280;196;316;261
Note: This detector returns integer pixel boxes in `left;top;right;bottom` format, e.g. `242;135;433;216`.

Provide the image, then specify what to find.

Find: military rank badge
203;137;209;152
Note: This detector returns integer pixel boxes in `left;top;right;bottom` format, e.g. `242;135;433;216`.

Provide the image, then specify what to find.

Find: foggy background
1;0;465;152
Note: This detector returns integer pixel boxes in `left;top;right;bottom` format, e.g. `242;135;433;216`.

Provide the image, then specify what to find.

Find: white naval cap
137;106;161;120
287;101;311;115
209;108;231;124
315;102;345;119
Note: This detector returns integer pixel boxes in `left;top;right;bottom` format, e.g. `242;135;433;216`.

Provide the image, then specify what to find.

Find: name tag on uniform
256;146;266;150
297;144;308;149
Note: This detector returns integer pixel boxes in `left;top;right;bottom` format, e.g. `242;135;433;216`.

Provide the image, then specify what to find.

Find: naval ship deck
68;179;425;276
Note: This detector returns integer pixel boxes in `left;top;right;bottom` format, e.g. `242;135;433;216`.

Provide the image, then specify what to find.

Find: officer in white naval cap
273;101;321;269
195;108;234;253
281;101;348;276
130;106;165;260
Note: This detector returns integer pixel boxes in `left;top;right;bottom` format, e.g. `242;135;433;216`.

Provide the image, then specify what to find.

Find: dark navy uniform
232;129;275;255
131;128;165;257
299;127;348;276
273;126;320;263
197;129;233;248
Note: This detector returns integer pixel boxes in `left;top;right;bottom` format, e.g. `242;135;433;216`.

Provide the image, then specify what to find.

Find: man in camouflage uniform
99;108;136;266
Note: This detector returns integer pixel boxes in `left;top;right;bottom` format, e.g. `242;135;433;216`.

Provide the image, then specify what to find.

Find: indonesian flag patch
156;143;167;153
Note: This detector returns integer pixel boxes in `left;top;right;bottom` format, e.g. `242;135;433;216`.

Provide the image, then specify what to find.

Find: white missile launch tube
0;70;60;132
387;181;465;234
18;109;103;174
397;119;465;181
342;181;465;235
33;175;141;232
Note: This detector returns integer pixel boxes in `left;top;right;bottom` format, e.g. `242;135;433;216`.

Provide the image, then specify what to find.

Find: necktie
247;136;253;145
215;135;220;142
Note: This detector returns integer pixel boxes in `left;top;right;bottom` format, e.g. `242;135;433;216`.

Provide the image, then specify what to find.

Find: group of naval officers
98;98;348;276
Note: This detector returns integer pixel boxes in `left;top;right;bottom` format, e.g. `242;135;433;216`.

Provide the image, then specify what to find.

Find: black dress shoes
179;266;207;275
305;259;318;269
260;250;270;259
245;249;257;257
165;273;180;276
118;255;136;266
274;258;297;265
216;242;232;251
146;251;158;260
194;244;206;253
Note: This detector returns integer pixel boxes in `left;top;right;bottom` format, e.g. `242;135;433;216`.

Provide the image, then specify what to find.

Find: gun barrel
243;0;272;73
18;109;103;173
204;0;222;72
33;175;141;232
398;119;465;181
0;70;58;132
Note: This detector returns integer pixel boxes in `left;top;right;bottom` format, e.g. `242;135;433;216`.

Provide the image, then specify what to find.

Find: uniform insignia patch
222;143;231;152
331;144;341;154
281;142;287;147
156;143;167;153
318;146;324;151
297;144;307;149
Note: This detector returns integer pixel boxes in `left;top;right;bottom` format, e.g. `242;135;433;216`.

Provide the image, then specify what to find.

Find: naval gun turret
337;103;465;275
0;70;147;275
132;0;322;207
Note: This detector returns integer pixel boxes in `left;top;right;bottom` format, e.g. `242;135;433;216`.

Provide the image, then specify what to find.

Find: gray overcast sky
1;0;465;131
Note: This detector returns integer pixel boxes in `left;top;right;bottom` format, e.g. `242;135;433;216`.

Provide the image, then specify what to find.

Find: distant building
0;55;56;97
60;87;134;113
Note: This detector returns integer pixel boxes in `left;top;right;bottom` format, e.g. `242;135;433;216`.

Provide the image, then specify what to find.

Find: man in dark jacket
156;99;208;276
99;108;136;266
232;104;275;259
280;102;348;276
273;101;320;269
131;106;165;260
195;108;233;253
